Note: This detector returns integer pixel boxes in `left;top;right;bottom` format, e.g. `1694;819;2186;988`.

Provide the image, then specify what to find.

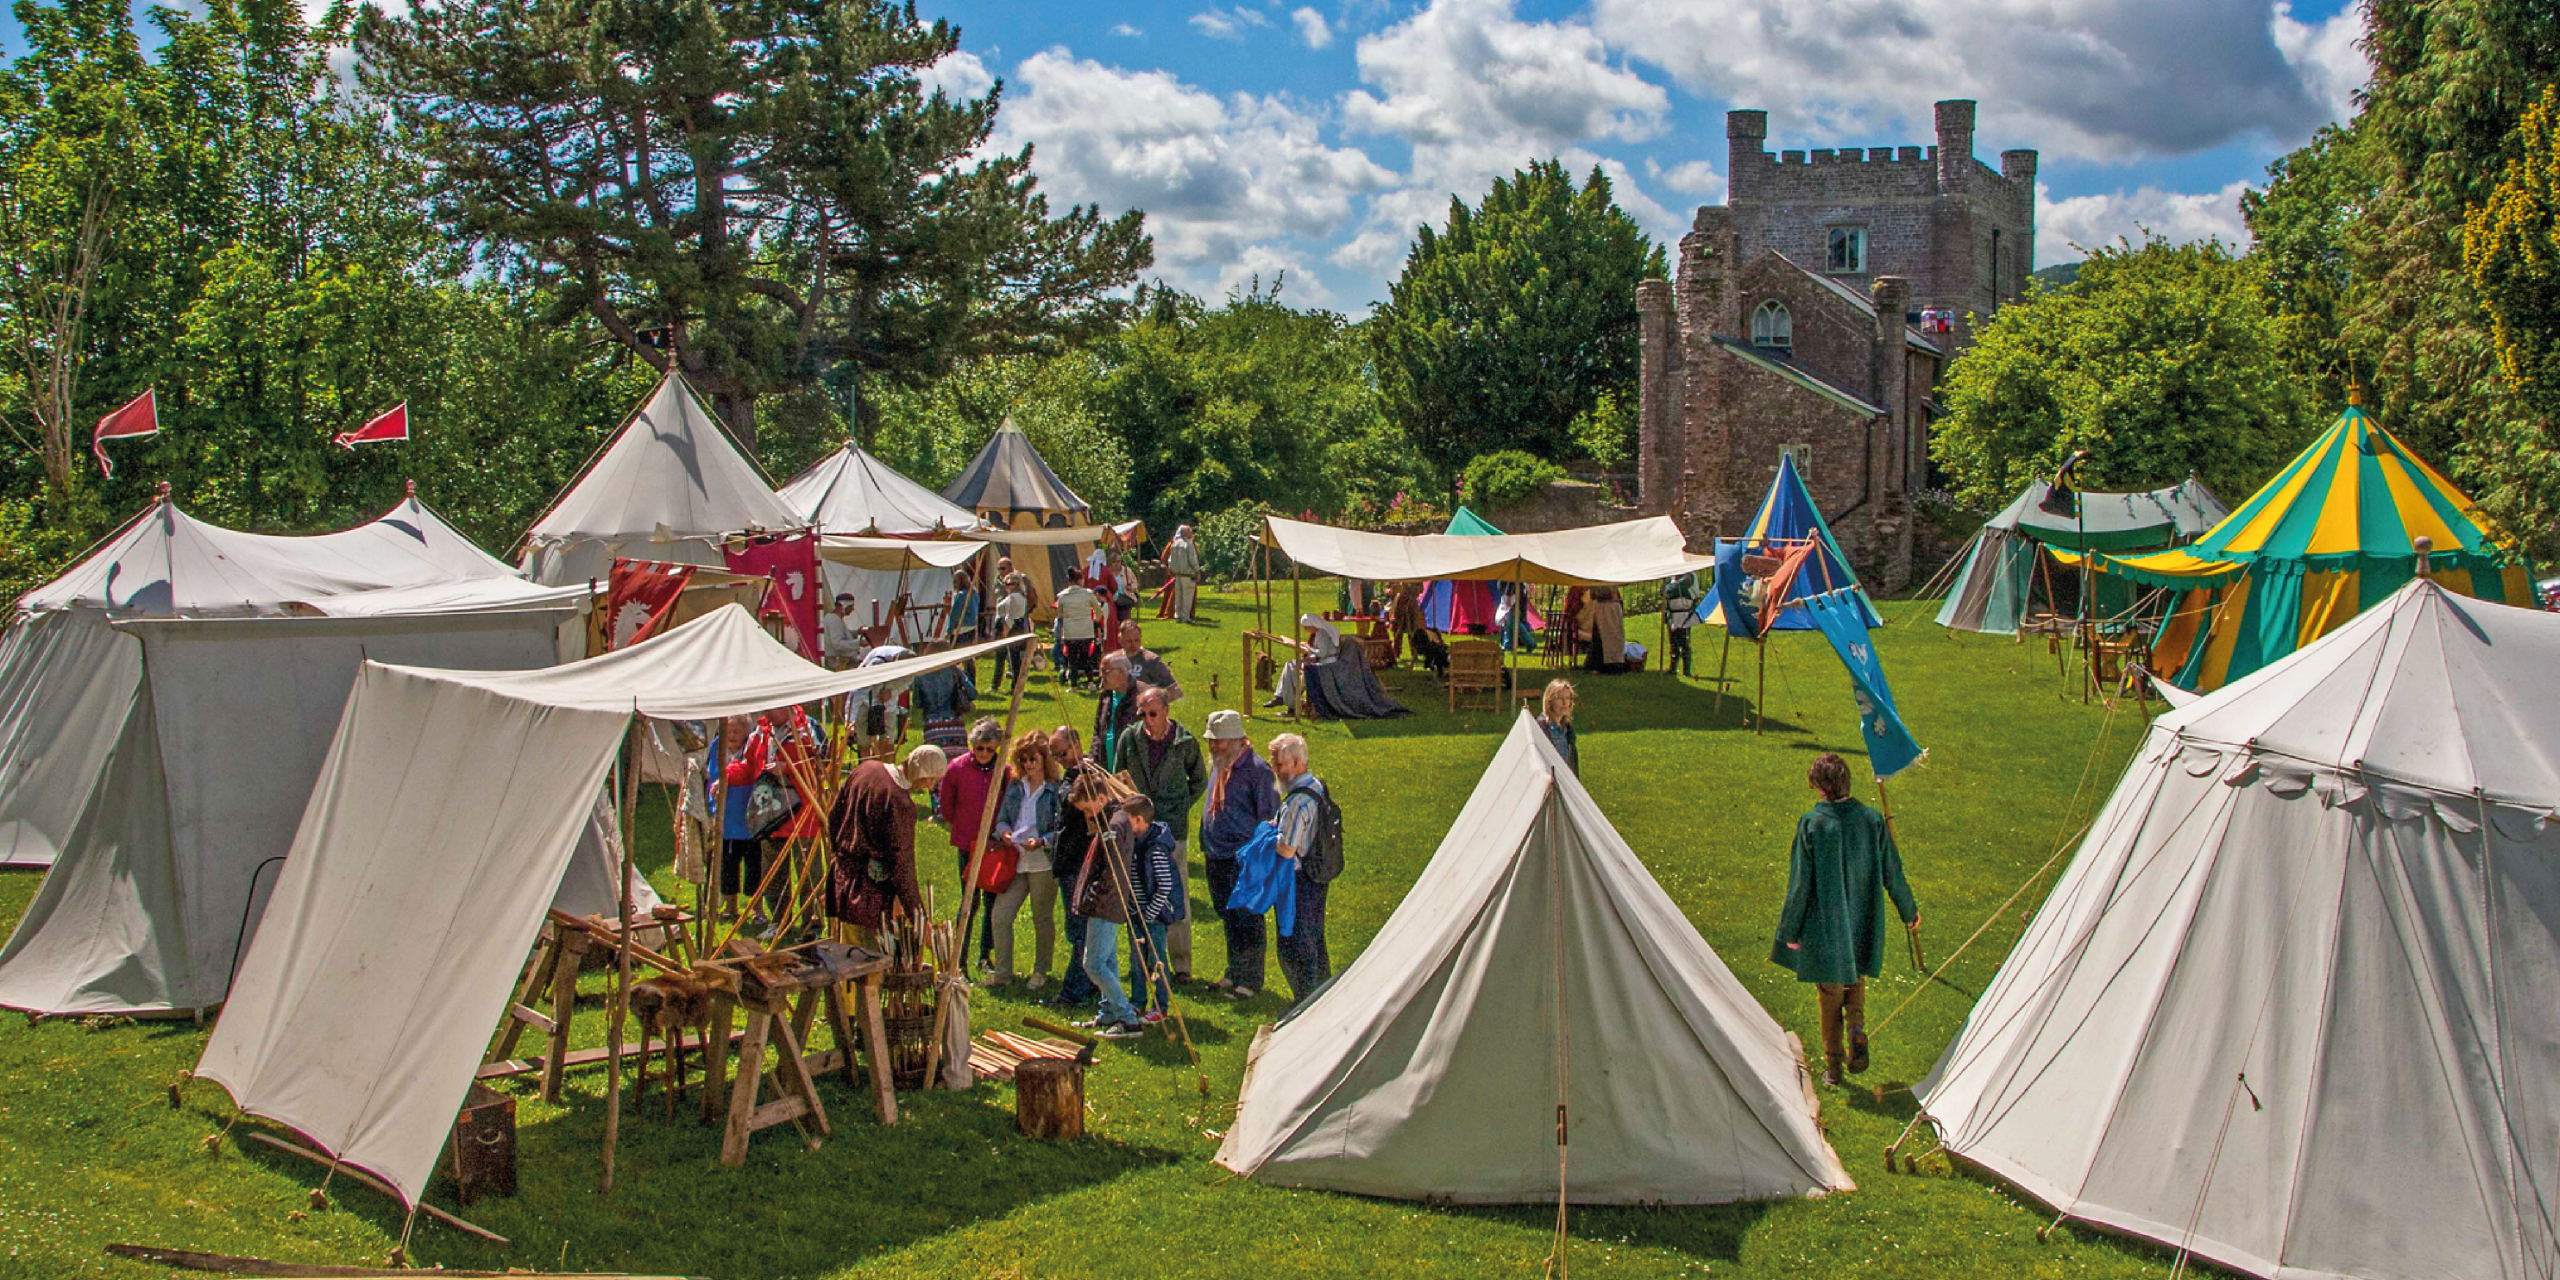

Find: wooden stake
1713;631;1733;713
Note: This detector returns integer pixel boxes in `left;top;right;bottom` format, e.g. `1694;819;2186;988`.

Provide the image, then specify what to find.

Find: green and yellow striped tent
2088;394;2535;692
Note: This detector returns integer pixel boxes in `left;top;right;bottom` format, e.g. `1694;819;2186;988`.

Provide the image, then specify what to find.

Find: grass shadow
1432;1195;1777;1266
379;1064;1190;1276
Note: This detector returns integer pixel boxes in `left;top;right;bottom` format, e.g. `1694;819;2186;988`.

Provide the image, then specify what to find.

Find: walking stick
954;635;1031;980
1713;631;1733;712
1086;772;1210;1096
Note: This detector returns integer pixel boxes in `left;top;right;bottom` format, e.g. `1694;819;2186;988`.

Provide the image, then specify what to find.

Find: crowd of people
709;530;1920;1077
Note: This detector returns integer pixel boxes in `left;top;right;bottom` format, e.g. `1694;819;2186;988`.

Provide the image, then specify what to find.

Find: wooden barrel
881;969;937;1089
1015;1059;1085;1139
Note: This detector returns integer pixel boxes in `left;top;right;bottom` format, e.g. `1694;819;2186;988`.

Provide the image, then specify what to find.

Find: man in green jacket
1772;752;1920;1086
1115;686;1207;981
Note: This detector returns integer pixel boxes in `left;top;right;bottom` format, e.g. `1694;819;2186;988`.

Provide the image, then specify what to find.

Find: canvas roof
2095;401;2527;587
1259;514;1713;587
778;440;982;536
1216;713;1849;1203
194;608;1026;1205
1917;580;2560;1280
524;372;804;547
21;491;515;618
940;418;1090;520
1985;477;2228;552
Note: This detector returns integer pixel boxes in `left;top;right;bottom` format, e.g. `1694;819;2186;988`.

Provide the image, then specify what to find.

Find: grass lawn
0;587;2178;1279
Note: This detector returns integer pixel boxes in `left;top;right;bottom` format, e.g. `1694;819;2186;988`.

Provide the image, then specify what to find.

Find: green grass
0;588;2177;1279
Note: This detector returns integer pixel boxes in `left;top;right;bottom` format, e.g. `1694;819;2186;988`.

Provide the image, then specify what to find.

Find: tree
1930;237;2322;512
2465;83;2560;535
356;0;1152;452
1087;280;1420;534
865;351;1129;522
2343;0;2560;547
2240;121;2376;401
1370;160;1665;480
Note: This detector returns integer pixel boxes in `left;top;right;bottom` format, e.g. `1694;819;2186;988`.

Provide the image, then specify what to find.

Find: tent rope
1871;698;2122;1038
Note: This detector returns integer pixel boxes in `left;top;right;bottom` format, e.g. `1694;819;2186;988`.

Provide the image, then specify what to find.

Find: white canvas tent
0;490;554;873
0;492;647;1015
521;372;806;586
195;606;1023;1207
779;440;981;537
812;533;989;648
1917;578;2560;1280
1216;713;1850;1204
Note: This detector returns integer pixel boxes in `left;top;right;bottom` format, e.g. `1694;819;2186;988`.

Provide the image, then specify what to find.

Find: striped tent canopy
2092;393;2535;692
1700;453;1881;632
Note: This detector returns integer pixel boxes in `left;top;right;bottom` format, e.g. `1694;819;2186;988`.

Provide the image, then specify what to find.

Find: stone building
1638;100;2034;591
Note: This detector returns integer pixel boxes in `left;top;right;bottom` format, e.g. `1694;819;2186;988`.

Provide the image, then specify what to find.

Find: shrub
1195;499;1277;584
1460;450;1564;513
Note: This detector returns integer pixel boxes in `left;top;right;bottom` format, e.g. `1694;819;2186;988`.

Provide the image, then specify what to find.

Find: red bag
973;839;1020;895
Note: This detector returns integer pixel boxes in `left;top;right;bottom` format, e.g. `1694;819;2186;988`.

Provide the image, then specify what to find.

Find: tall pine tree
356;0;1151;452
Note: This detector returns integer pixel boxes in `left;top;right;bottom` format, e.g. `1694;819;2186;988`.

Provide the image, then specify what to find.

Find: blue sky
918;0;2366;311
5;0;2370;314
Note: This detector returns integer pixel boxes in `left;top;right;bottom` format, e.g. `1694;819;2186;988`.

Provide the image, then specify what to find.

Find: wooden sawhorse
713;942;898;1167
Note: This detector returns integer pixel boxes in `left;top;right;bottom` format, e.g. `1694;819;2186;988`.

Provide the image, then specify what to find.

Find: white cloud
1344;0;1666;148
2273;0;2368;124
1320;0;1672;284
917;49;995;102
1648;157;1724;200
1111;22;1143;38
1189;7;1270;41
1292;7;1333;48
2035;180;2253;265
995;50;1395;295
1217;243;1336;305
1584;154;1684;244
1588;0;2348;162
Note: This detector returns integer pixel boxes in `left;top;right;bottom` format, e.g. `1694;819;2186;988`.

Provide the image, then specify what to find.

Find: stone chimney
1726;110;1768;201
1636;278;1682;515
1934;100;1976;193
1872;276;1911;497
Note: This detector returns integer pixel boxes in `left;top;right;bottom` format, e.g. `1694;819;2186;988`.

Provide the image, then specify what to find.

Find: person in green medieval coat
1771;752;1919;1086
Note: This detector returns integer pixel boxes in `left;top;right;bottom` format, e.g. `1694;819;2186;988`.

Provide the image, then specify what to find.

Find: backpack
1298;781;1346;884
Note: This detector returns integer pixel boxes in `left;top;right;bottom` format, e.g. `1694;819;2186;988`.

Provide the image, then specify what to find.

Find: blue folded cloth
1225;820;1296;937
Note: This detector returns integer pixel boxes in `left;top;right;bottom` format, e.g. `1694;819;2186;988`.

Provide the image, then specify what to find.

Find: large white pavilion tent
1917;577;2560;1280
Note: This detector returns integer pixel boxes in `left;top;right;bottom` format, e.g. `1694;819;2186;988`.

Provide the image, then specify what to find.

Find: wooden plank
475;1030;745;1081
508;1004;556;1035
541;931;586;1103
235;1134;507;1244
719;1012;772;1167
767;1013;831;1140
858;973;897;1125
745;1097;810;1128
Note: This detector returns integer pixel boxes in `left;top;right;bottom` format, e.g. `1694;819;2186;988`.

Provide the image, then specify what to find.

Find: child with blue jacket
1119;794;1184;1019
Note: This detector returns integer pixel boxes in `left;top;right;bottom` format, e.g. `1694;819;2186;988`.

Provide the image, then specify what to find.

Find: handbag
973;839;1021;894
745;772;800;838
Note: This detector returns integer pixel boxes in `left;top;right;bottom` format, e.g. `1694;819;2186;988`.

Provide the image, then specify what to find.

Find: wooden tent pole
1755;637;1767;735
600;715;640;1192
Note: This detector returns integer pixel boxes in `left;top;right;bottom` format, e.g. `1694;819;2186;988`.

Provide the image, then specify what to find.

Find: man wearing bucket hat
1198;709;1279;997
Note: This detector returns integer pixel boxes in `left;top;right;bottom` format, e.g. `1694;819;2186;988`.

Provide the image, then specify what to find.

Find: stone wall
1486;478;1637;534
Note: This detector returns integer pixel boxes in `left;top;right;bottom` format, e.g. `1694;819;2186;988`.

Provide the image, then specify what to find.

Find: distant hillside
2031;262;2081;291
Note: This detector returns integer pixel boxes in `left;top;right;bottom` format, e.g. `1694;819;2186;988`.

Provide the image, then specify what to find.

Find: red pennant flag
93;388;158;478
334;401;409;450
606;558;694;649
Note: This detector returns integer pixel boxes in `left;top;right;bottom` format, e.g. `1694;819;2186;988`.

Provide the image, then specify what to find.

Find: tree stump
1015;1058;1086;1139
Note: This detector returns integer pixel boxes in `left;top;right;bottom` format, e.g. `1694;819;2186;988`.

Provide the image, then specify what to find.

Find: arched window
1752;300;1793;352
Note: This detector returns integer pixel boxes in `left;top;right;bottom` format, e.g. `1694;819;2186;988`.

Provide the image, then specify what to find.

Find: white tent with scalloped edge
1918;578;2560;1280
1215;712;1851;1204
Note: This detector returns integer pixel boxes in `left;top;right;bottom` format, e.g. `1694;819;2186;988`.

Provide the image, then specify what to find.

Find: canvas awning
1259;514;1713;587
814;534;988;572
970;519;1146;547
194;607;1027;1206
